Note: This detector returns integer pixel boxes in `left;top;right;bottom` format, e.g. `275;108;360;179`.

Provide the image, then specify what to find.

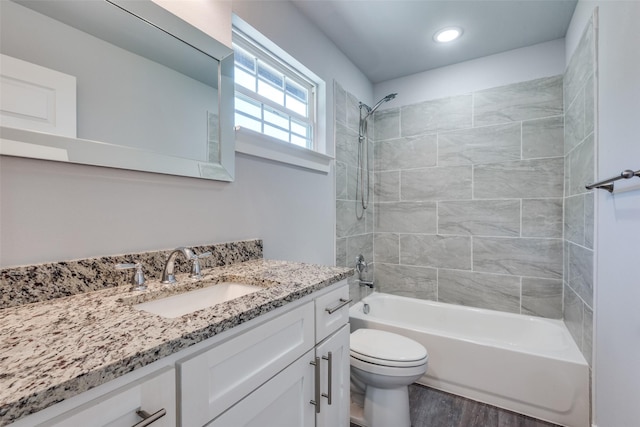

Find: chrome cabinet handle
132;408;166;427
321;351;333;405
309;357;321;413
325;298;352;314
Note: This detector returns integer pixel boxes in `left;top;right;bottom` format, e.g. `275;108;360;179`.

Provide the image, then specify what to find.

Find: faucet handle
190;251;212;279
115;262;147;291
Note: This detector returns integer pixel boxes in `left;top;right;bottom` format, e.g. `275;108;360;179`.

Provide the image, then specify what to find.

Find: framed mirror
0;0;235;181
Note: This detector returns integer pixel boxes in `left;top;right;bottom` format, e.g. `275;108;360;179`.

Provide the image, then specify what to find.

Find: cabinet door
207;349;316;427
42;367;175;427
316;324;350;427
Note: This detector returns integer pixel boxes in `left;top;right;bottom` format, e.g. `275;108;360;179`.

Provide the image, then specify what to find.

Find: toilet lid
350;329;427;363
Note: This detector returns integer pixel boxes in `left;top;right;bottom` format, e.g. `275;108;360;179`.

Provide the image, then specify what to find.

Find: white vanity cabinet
35;367;176;427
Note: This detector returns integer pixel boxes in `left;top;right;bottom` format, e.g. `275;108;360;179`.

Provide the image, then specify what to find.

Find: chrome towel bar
586;169;640;193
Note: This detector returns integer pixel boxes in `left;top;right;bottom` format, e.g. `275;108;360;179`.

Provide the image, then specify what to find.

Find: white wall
566;2;640;426
374;38;565;107
0;1;372;268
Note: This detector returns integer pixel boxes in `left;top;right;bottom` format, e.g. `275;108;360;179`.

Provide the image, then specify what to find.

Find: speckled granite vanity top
0;258;351;424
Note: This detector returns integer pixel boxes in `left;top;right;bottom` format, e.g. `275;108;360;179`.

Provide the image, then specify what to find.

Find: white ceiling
292;0;577;83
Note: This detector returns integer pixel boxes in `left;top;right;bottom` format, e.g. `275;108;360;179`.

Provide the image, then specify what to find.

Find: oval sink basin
134;282;262;318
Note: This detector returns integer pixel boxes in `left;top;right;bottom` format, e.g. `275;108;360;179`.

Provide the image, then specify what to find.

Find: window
233;31;316;151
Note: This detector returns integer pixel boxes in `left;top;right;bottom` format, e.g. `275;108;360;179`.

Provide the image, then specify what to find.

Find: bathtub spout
358;279;374;289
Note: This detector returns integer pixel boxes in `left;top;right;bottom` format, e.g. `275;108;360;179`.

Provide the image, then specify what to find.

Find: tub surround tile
347;234;374;272
438;123;521;166
473;75;563;126
402;166;472;201
400;235;471;270
564;89;585;155
375;263;437;300
375;201;437;234
564;195;585;245
473;237;562;279
335;161;347;200
0;240;263;309
583;305;593;366
584;75;595;135
374;170;400;202
373;108;400;141
437;269;520;313
584;192;594;249
336;200;366;238
521;278;563;318
336;238;347;267
401;94;472;136
374;233;400;264
522;198;563;238
567;134;594;197
335;122;359;167
474;158;564;199
522;116;564;159
346;91;361;132
374;134;437;171
563;283;584;350
568;243;594;308
438;200;520;237
0;258;352;424
564;19;594;107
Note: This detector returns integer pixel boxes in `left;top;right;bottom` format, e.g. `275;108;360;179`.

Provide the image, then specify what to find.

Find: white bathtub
349;292;589;427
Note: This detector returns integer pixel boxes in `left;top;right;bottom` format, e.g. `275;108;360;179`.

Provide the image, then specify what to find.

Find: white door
316;324;350;427
207;349;316;427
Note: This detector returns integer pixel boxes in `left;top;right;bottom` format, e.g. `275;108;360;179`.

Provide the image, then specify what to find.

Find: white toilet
349;329;428;427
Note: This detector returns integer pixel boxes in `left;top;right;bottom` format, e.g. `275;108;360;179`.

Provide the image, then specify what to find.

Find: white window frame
232;15;331;173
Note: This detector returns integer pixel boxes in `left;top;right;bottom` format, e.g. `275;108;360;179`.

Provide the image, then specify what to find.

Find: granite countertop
0;259;352;425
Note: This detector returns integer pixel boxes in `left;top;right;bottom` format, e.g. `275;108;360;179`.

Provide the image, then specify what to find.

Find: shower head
361;93;398;119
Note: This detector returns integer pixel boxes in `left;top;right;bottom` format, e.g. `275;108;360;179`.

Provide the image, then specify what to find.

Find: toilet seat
350;329;428;368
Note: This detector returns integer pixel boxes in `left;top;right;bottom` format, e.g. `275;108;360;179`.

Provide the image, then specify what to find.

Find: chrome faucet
161;247;195;283
355;254;374;288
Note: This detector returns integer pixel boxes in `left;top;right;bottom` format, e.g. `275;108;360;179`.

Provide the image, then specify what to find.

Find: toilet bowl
350;329;428;427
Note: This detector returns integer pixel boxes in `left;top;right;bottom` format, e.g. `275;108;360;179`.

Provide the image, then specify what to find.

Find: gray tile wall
334;82;373;303
563;17;596;366
372;75;565;318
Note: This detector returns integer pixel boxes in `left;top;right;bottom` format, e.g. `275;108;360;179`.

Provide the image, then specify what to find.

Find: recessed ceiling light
434;27;463;43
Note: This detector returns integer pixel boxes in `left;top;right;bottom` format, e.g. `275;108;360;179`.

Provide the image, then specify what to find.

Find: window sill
234;127;332;173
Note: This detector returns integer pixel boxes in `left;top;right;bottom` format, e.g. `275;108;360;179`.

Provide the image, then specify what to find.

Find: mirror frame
0;0;235;182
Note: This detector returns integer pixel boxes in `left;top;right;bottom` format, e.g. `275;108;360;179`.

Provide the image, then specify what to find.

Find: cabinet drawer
178;301;315;426
41;367;175;427
314;281;349;343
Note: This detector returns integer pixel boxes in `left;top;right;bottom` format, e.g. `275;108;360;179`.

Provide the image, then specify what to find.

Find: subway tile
402;166;472;201
335;161;347;200
346;91;360;132
473;237;563;279
585;192;594;249
336;200;365;238
334;81;347;125
438;123;521;166
375;201;437;233
373;108;400;141
474;158;564;199
401;94;472;136
564;283;584;349
374;170;400;202
565;18;594;107
564;195;585;245
347;234;374;272
522;116;564;159
374;134;437;171
522;198;563;238
375;263;437;300
400;235;471;270
374;233;400;264
438;200;520;237
335;122;359;166
567;133;594;196
564;89;585;155
521;278;563;318
583;305;593;366
336;238;347;267
474;75;563;126
438;269;520;313
568;243;594;307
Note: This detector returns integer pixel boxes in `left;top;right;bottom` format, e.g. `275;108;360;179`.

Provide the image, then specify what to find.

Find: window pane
264;124;289;142
258;62;283;88
236;95;262;119
264;108;289;130
236;68;256;92
257;80;284;105
235;113;262;133
235;48;255;73
291;134;310;148
286;80;307;102
290;119;308;137
286;95;307;117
